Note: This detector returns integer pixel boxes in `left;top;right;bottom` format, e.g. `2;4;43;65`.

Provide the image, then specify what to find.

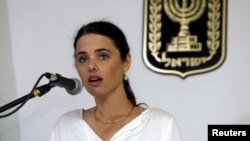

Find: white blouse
49;108;182;141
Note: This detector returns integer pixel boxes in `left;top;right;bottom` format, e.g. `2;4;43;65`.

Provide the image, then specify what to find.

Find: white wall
1;0;250;141
0;0;20;141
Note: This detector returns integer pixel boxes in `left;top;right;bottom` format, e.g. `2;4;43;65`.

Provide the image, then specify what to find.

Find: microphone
45;73;82;95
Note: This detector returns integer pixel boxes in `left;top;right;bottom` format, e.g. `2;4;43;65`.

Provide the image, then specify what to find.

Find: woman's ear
123;54;131;73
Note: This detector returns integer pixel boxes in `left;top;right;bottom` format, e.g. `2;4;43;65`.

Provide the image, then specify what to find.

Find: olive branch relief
148;0;162;62
207;0;221;61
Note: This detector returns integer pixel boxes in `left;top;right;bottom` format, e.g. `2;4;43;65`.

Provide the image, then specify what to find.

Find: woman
49;21;182;141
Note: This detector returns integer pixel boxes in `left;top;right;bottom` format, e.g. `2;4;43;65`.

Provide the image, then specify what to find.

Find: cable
0;73;49;118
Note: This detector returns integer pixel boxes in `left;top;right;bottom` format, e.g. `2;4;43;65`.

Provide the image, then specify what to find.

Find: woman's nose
88;59;98;72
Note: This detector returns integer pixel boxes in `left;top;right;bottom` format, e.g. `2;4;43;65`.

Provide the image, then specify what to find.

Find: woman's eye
99;54;109;60
78;57;88;63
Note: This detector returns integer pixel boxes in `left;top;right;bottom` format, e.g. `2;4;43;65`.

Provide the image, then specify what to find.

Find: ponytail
123;79;137;106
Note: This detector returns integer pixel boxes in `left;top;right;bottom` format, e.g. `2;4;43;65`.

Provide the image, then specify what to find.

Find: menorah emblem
164;0;206;52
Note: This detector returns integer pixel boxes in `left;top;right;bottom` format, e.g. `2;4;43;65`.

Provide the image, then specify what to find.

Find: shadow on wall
238;114;250;124
0;0;21;141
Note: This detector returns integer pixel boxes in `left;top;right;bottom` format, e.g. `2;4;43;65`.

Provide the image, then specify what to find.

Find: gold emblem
143;0;227;78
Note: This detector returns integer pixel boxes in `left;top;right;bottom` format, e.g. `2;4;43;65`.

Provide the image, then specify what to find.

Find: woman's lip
88;76;103;87
89;79;102;87
88;75;102;81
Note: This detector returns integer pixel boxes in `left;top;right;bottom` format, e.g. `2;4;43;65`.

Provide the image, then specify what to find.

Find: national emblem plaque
143;0;227;78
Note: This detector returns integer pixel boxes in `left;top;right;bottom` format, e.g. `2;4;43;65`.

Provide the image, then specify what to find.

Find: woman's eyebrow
76;51;87;57
76;48;112;57
95;48;112;53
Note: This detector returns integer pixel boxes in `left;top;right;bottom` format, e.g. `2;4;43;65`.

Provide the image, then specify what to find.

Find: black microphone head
66;78;82;95
46;72;83;95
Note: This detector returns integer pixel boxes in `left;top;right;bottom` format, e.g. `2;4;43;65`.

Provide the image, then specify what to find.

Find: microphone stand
0;84;54;114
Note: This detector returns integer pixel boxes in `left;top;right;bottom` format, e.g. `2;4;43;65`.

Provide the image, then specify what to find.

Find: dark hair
73;21;137;106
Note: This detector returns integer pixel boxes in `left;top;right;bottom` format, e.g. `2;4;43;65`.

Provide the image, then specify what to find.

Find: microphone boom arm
0;84;53;114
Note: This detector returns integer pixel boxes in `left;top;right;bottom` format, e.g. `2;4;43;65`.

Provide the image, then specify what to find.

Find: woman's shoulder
149;108;173;116
147;108;175;122
59;109;82;119
146;108;183;141
49;109;86;140
53;109;83;127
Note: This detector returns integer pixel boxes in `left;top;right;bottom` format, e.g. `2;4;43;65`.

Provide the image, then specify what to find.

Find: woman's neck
94;91;133;120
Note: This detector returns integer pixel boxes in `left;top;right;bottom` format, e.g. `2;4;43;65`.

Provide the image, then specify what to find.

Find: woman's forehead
75;34;118;54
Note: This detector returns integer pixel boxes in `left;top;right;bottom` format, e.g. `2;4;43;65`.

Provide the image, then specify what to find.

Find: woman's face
75;33;130;97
